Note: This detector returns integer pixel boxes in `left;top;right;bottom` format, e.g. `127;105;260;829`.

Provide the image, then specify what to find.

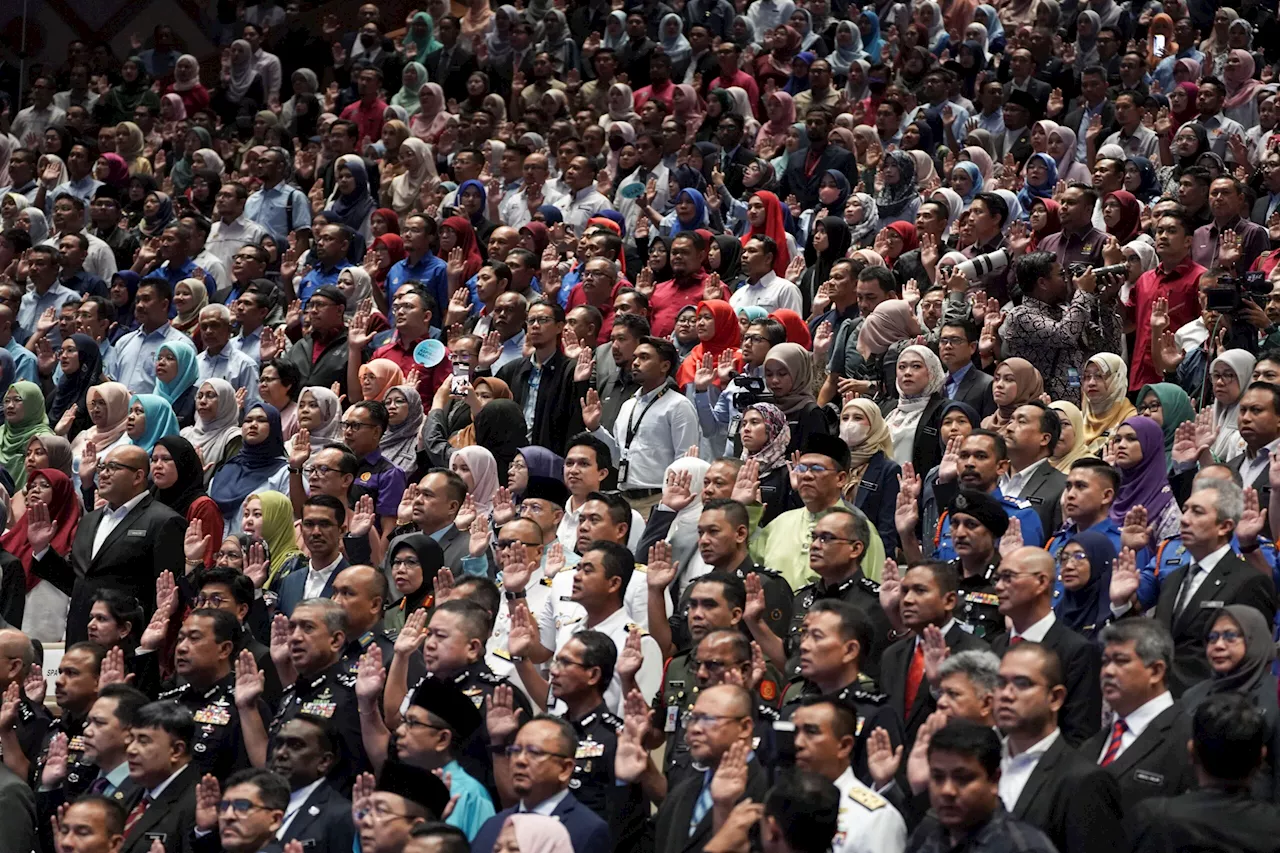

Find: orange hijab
740;191;792;277
675;299;744;388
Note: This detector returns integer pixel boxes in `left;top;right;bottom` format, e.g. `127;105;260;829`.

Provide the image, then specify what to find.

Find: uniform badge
575;738;605;759
759;680;777;701
463;687;485;708
360;472;372;481
193;706;232;725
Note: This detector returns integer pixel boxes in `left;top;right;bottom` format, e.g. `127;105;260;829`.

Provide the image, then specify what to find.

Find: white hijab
885;344;945;465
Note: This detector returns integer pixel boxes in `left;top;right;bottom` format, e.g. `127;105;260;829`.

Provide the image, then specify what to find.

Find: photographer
958;193;1012;302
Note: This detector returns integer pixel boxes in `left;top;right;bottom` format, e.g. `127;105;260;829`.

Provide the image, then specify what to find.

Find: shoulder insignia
158;685;188;700
757;704;780;720
633;563;647;573
386;629;400;640
859;576;881;594
759;679;778;702
336;673;357;688
847;786;887;811
624;623;649;636
1008;498;1033;510
478;670;505;683
850;689;889;705
601;711;625;729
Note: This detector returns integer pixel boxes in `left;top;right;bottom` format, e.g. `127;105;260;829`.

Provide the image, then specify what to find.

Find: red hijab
741;191;792;277
374;208;401;234
770;309;812;348
1170;82;1200;141
1104;191;1142;243
676;299;744;387
440;216;484;281
1;468;82;589
884;222;919;261
373;234;406;284
1029;198;1061;250
521;222;551;256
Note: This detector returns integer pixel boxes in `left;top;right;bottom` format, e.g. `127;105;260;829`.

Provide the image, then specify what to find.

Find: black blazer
777;144;857;210
880;393;949;481
992;620;1103;746
1060;102;1117;146
852;451;902;556
276;781;355;853
654;757;771;853
496;352;585;456
994;126;1032;166
951;367;997;420
1251;195;1276;228
121;762;199;853
1009;735;1126;853
1149;552;1277;696
1015;463;1067;539
34;493;186;644
472;791;611;853
880;623;989;747
721;144;758;199
1078;701;1194;814
422;47;479;103
1225;451;1271;512
1131;788;1280;853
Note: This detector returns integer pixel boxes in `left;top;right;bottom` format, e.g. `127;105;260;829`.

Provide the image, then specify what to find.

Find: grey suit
1225;450;1271;514
436;524;472;571
1008;462;1067;539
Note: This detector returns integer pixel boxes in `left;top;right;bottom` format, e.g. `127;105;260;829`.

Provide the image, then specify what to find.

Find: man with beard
266;715;355;853
190;768;291;853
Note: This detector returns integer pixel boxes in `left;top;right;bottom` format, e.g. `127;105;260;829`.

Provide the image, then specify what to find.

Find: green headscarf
170;126;212;193
1138;382;1195;468
101;57;161;126
403;13;443;61
0;381;52;490
253;490;303;584
392;62;427;116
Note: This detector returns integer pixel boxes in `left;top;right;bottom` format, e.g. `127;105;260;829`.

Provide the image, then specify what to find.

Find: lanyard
623;382;671;450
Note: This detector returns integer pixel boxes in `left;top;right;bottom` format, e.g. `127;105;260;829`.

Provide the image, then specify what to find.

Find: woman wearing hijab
1047;126;1091;185
451;445;498;517
48;333;102;440
676;300;743;392
1109;416;1181;541
180;379;243;483
392;62;427;118
875;150;920;227
439;216;484;282
286;386;341;461
386;137;436;218
380;385;424;475
136;192;173;240
473;400;526;488
327;155;377;240
710;235;746;291
1100;190;1142;245
70;382;131;482
801;216;853;310
357;359;405;405
213;40;264;123
882;344;947;474
1135;382;1195;477
154;339;200;428
839;397;900;553
121;394;180;460
383;533;444;632
172;278;209;344
846;192;880;248
1223;50;1264;127
0;382;52;490
1;465;77;635
798;169;851;248
151;436;223;568
980;358;1044;431
245;491;303;588
1052;530;1116;640
209;403;289;535
411;83;451;144
1080;353;1137;454
657;13;692;79
1016;153;1058;215
740;191;793;278
97;56;161;126
1160;123;1210;196
855;299;920;388
1027;198;1061;251
771;310;812;349
1047;400;1089;474
877;221;918;267
738;402;793;526
1208;349;1256;461
827;21;865;79
763;342;825;455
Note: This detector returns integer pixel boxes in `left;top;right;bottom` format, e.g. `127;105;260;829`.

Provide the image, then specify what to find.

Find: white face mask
840;420;868;446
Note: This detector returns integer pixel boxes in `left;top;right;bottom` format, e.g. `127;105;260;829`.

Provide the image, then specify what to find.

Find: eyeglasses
341;421;377;431
1136;401;1162;414
793;463;834;474
303;464;342;477
355;803;414;822
215;550;242;561
1207;630;1244;644
218;799;272;817
551;656;587;669
811;532;857;546
504;744;572;760
527;316;557;326
686;712;745;728
742;334;767;344
391;557;421;569
938;336;969;347
194;594;230;607
401;716;446;731
1057;552;1088;565
101;461;141;473
692;658;740;675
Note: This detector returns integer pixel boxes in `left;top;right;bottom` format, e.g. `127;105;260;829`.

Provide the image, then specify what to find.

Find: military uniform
160;672;264;780
269;662;365;787
339;626;399;677
565;703;647;853
785;571;894;681
667;560;793;653
33;712;93;796
953;557;1004;641
778;676;903;786
0;694;51;778
832;766;908;853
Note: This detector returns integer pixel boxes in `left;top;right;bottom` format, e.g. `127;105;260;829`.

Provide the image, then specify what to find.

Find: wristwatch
504;590;527;601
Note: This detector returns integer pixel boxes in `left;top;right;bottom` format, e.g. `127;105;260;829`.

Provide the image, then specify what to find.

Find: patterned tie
123;794;151;837
89;776;109;795
904;642;926;713
689;781;714;836
1174;564;1202;617
1100;719;1127;766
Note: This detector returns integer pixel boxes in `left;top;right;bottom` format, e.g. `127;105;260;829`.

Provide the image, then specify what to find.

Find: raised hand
140;571;178;650
580;388;603;432
468;513;492;558
434;567;457;604
25;500;57;554
477;331;503;369
1120;505;1151;553
710;737;750;807
98;647;129;689
1109;547;1140;607
646;540;679;591
615;689;651;782
866;726;903;788
269;613;292;673
937;434;963;483
234;647;265;708
879;558;903;624
693;352;716;392
616;626;644;680
394;607;429;657
907;712;947;793
355;644;386;703
455;494;477;531
998;516;1023;559
195;774;221;833
895;475;920;536
242;541;269;589
485;682;524;745
349;494;376;538
1238;487;1268;546
743;572;767;624
183;517;210;566
921;623;950;684
41;731;69;788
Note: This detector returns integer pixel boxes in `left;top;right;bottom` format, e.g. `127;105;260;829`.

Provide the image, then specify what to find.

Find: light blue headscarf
155;339;199;406
859;10;884;64
127;393;181;453
953;161;983;205
1017;152;1059;213
671;188;709;233
995;188;1027;228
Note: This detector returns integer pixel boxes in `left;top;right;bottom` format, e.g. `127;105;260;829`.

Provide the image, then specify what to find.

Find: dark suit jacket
1225;451;1271;513
721;144;757;199
0;762;35;853
1079;701;1194;813
496;352;585;456
852;451;902;556
992;620;1103;745
1250;194;1277;228
951;366;997;420
994;127;1032;166
275;556;350;616
1015;463;1067;539
880;393;949;482
1151;552;1277;696
277;781;354;853
880;623;989;747
1131;788;1280;853
34;493;186;644
777;144;857;210
1010;735;1125;853
435;524;472;571
1061;103;1117;150
423;46;479;103
470;791;611;853
121;763;199;853
654;758;771;853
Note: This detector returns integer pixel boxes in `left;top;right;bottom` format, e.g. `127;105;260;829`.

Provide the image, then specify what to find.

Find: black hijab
474;400;527;487
49;333;103;426
151;435;209;518
1053;531;1116;638
713;234;744;282
384;532;445;613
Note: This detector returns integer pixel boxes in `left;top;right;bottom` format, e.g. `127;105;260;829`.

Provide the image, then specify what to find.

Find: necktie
1009;635;1025;646
904;642;926;712
123;794;151;837
89;776;109;794
689;782;714;836
1100;719;1127;766
1174;563;1202;617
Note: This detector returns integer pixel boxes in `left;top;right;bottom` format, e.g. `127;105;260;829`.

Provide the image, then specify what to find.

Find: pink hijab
961;145;994;181
1224;49;1263;112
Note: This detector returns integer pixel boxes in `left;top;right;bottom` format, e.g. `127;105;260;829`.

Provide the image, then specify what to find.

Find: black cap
377;761;452;817
311;284;347;307
950;489;1009;537
523;475;569;507
800;433;851;472
1006;89;1042;120
92;184;121;203
409;676;483;743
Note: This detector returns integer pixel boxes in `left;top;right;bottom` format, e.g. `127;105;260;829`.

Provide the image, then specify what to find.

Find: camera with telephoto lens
954;248;1012;281
732;376;773;411
1204;271;1269;313
1066;262;1129;280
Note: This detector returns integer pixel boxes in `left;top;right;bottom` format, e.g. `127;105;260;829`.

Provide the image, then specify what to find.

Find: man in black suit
1000;402;1067;537
267;715;355;853
495;299;584;456
1250;149;1280;227
650;685;770;853
995;643;1125;853
777;106;856;211
1225;382;1280;512
1081;620;1193;812
360;762;452;853
938;319;996;420
119;701;200;853
29;444;186;644
879;561;989;748
715;114;757;200
1054;67;1117;152
1136;477;1277;696
1131;693;1280;853
991;548;1102;745
423;16;479;104
1002;48;1052;107
995;90;1036;166
191;768;291;853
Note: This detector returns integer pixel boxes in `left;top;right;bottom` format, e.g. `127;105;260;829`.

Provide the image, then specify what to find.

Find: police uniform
33;712;93;796
777;676;903;786
832;766;908;853
667;560;793;653
565;703;647;853
0;695;50;778
269;662;366;787
339;626;399;677
785;571;893;681
160;672;263;780
933;492;1044;559
954;557;1004;641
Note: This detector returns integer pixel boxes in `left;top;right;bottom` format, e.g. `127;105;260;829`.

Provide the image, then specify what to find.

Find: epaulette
336;673;357;688
158;684;189;700
386;628;400;640
633;562;648;572
756;704;780;720
477;670;506;684
859;576;881;595
624;622;649;636
600;710;625;729
846;688;889;705
847;786;887;811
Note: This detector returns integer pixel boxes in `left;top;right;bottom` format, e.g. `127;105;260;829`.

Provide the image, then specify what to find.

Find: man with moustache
267;715;356;853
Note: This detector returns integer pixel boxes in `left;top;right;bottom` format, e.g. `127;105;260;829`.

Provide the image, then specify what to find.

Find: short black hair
90;589;144;642
483;259;512;285
1155;209;1197;237
529;298;565;323
187;608;240;647
263;358;301;398
433;599;492;641
1018;399;1060;450
351;399;389;431
135;701;196;752
1015;251;1056;294
583;490;632;529
583;540;634;600
426;467;469;505
224;768;291;810
1067;457;1121;492
1246;381;1280;414
1065;181;1099;207
195;566;255;608
98;683;150;727
928;719;1001;778
451;577;501;628
857;265;898;294
967;427;1008;460
749;234;779;265
67;795;127;836
939;318;979;343
570;629;617;690
972;192;1008;228
763;771;840;853
1193;692;1268;780
640;335;679;377
904;560;960;596
701;497;749;530
808;599;871;663
408;823;470;853
303;493;347;525
1200;75;1227;97
567;433;612;470
689;570;747;611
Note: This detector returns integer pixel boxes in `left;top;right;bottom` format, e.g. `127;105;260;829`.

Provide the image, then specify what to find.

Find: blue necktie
689;781;713;836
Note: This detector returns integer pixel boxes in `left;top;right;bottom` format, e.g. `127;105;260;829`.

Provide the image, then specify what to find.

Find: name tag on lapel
1133;770;1165;786
143;833;167;843
1028;496;1044;504
859;481;878;493
922;427;938;436
1200;601;1225;609
126;529;147;537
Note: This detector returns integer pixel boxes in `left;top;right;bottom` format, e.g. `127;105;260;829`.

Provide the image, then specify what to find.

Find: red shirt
340;96;389;145
634;80;676;112
566;285;615;345
710;72;761;119
650;274;707;337
373;333;451;399
1127;254;1205;390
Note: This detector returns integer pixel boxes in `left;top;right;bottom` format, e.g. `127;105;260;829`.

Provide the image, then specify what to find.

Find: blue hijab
820;168;852;213
208;403;288;518
859;11;884;64
1017;153;1059;212
536;205;564;225
954;161;983;204
126;394;181;453
1054;530;1117;638
671;188;709;233
1129;156;1162;204
518;445;565;482
155;338;199;406
456;179;489;229
784;52;815;96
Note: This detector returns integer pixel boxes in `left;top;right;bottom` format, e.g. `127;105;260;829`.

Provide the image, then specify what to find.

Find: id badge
665;705;680;732
1067;367;1080;388
617;456;630;482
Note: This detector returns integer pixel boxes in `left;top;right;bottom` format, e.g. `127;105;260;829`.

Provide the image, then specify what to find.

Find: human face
935;672;991;724
1111;423;1147;469
548;636;602;701
798;610;857;682
86;601;128;647
54;646;98;714
1180;487;1232;552
994;647;1062;739
927;749;1000;833
808;512;861;575
792;703;851;778
574;500;627;555
150;443;181;490
269;719;334;789
1081;360;1111;406
738;408;770;454
1237;388;1280;449
57;800;123;853
389;544;425;597
900;566;953;631
216;781;284;852
1254;359;1280;385
422;610;479;675
562;446;604;496
684;687;751;765
1057;541;1097;592
763;359;794;398
508;720;575;802
332;567;385;636
896;351;932;397
939;408;974;445
937;326;974;372
1206;612;1247;675
1198;82;1225;117
341;405;382;455
571;548;622;609
174;613;232;681
525;303;562;349
301;504;344;563
630;343;670;387
950;511;994;561
124;401;147;440
1210;361;1241;406
240;497;264;537
127;725;184;787
1209;178;1243;221
287;604;343;674
1004;405;1049;459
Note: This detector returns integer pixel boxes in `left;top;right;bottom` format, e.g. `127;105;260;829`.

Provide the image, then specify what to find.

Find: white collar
1011;610;1056;643
1002;728;1060;763
105;491;148;519
1119;691;1174;735
1245;437;1280;460
283;778;327;822
521;787;570;815
308;554;344;575
1192;542;1233;573
147;763;191;800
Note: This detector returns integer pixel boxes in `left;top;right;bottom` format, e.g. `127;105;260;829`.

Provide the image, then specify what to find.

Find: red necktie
123;794;151;837
904;642;926;712
1010;635;1024;645
1100;719;1127;766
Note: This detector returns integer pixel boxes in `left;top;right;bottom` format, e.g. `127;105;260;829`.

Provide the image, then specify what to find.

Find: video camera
1066;262;1129;280
732;376;773;411
1204;271;1269;314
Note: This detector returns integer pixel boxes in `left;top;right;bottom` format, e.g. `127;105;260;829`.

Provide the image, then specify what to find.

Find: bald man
28;445;186;643
332;565;400;677
0;628;49;782
989;547;1102;746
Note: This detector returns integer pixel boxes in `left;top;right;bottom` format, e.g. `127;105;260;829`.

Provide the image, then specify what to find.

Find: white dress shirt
1096;691;1174;764
597;384;702;490
303;554;345;599
91;492;149;559
999;728;1061;809
277;778;326;838
1177;542;1233;613
207;216;269;274
498;184;568;230
1237;437;1280;490
557;187;615;236
1008;610;1056;644
1000;457;1050;500
728;271;803;314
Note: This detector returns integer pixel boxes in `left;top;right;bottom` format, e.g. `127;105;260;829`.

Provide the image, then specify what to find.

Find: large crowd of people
2;0;1280;851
